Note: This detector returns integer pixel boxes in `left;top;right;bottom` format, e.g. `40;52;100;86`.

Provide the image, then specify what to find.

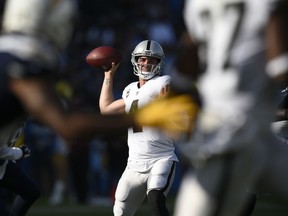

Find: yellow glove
8;126;25;147
135;95;200;138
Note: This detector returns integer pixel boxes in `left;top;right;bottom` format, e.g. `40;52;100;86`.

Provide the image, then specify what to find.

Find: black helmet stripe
146;40;151;50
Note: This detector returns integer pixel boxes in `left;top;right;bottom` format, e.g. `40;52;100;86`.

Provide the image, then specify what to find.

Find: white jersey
174;2;288;216
184;0;277;65
182;0;280;156
122;75;178;171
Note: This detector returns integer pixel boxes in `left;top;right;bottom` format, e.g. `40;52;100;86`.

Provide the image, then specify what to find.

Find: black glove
19;145;31;158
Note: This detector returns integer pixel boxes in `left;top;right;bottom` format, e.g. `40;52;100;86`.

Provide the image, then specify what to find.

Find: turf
27;196;172;216
26;194;288;216
251;194;288;216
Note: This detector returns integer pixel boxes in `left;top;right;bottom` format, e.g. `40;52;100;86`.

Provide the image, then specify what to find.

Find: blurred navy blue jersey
0;53;27;140
0;0;77;132
0;53;55;131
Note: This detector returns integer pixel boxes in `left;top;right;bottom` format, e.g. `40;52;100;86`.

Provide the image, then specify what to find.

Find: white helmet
131;40;165;80
2;0;77;51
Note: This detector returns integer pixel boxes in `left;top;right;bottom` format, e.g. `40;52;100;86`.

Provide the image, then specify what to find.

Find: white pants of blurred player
174;53;288;216
175;133;288;216
113;159;176;216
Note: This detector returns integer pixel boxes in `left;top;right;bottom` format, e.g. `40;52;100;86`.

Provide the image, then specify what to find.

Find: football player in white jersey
99;40;178;216
0;0;195;214
0;1;182;215
168;0;288;216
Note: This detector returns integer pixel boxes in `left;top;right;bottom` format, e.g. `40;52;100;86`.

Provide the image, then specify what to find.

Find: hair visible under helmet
131;40;165;80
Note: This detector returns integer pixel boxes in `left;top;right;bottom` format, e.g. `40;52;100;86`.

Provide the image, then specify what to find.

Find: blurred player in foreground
158;0;288;216
99;40;179;216
0;0;194;215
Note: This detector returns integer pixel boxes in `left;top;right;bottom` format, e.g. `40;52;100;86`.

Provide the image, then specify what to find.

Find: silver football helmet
131;40;165;80
2;0;77;51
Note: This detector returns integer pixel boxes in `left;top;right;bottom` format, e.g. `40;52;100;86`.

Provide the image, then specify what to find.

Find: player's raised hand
105;61;121;74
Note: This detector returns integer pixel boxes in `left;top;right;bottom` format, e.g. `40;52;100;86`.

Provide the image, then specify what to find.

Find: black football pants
0;160;40;216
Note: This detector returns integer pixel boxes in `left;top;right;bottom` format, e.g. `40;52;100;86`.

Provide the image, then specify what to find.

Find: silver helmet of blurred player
131;40;165;80
2;0;77;51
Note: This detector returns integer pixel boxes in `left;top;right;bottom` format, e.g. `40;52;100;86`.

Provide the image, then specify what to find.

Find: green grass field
27;197;165;216
26;194;288;216
251;194;288;216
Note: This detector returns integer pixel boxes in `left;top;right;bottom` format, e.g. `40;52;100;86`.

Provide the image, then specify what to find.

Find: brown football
86;46;122;70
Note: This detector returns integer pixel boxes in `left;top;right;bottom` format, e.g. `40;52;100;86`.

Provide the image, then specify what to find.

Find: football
86;46;123;70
